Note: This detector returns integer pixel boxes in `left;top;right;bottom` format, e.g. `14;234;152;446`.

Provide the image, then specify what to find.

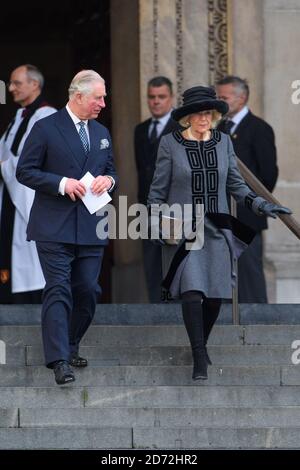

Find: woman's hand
258;201;292;218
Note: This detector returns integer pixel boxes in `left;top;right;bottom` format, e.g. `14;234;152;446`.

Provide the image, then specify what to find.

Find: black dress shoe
69;354;88;368
53;360;75;385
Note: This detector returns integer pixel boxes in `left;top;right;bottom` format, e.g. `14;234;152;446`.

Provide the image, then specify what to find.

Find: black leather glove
258;201;292;219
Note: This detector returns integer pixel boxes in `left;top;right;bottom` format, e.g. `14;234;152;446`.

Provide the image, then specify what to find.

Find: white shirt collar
231;106;249;126
66;104;88;127
152;109;172;127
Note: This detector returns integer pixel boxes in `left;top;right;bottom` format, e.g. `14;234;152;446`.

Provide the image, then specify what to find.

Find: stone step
1;385;300;409
0;426;299;449
22;344;296;366
0;408;18;427
0;325;243;346
132;426;300;449
244;325;300;345
0;364;289;386
15;406;300;429
2;324;300;347
0;387;85;408
0;427;131;449
1;304;300;325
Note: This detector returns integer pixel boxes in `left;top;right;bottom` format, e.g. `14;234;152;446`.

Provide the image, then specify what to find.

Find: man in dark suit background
17;70;117;384
134;76;180;302
216;76;278;302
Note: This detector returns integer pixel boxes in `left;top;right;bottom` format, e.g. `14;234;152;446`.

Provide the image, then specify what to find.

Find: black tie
149;120;159;144
219;119;234;135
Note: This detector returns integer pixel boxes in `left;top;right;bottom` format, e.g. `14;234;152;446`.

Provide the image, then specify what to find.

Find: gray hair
24;64;44;89
68;70;105;97
216;75;249;100
179;110;222;128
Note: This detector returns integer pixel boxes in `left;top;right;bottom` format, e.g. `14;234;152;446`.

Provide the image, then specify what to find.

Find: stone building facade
110;0;300;302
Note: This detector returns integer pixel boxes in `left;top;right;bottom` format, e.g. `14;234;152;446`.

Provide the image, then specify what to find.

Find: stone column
139;0;210;121
229;0;300;302
263;0;300;302
110;0;147;301
230;0;264;116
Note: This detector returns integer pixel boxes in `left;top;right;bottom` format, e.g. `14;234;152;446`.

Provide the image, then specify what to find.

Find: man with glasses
0;64;56;303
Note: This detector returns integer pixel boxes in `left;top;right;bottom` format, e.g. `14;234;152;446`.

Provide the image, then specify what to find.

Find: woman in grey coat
147;86;291;380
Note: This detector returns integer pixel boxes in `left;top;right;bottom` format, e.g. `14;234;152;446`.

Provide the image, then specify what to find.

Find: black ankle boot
204;346;212;366
181;291;208;381
192;348;208;380
202;298;222;366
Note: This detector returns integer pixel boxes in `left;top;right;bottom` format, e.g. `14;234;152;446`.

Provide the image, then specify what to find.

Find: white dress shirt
148;110;172;139
59;105;114;195
229;106;249;134
66;104;90;144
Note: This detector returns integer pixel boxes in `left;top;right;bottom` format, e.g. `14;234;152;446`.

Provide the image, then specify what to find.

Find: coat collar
55;108;105;171
55;107;88;169
230;110;252;138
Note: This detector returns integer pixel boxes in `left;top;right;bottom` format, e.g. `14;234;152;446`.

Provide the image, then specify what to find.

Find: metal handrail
231;157;299;325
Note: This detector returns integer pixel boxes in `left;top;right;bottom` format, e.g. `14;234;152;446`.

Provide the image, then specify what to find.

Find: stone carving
208;0;230;85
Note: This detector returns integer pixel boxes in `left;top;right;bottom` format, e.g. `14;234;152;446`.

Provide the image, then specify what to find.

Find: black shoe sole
192;374;208;381
55;375;76;385
70;360;88;368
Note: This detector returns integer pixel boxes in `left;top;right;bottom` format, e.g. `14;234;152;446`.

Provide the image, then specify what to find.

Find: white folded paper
80;171;112;214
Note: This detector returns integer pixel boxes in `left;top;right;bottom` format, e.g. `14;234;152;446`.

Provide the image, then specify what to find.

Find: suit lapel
87;119;98;155
161;118;176;137
231;111;252;140
55;108;87;169
142;119;151;144
141;119;152;157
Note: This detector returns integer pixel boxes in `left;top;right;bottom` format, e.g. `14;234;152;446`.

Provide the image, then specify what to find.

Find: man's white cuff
105;175;115;192
59;177;68;195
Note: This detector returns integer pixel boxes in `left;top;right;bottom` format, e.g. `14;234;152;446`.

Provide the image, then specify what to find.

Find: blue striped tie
78;121;89;154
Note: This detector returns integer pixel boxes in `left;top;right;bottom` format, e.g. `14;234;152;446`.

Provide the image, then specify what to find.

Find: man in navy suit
17;70;117;384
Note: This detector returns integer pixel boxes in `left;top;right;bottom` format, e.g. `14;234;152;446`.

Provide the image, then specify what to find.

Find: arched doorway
0;0;113;302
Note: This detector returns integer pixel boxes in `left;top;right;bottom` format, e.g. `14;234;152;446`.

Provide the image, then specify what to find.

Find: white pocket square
100;138;109;149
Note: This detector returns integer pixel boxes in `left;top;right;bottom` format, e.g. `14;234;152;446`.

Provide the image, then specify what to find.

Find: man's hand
90;175;112;195
65;178;86;201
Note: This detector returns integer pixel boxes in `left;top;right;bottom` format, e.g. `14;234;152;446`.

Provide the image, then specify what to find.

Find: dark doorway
0;0;113;302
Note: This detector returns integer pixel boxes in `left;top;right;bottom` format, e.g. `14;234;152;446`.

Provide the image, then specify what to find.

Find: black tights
181;290;221;349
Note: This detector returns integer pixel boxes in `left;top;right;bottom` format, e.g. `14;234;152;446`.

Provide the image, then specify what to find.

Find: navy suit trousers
36;241;104;367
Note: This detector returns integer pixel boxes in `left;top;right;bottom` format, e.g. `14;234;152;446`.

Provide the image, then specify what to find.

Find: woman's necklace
187;127;210;142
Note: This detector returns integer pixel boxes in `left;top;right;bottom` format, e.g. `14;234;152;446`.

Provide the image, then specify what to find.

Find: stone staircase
0;304;300;449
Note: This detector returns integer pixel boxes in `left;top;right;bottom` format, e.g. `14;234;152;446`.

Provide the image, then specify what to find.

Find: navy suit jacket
16;107;118;245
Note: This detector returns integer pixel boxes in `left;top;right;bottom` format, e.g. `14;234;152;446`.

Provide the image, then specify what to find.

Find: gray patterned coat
147;129;265;299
